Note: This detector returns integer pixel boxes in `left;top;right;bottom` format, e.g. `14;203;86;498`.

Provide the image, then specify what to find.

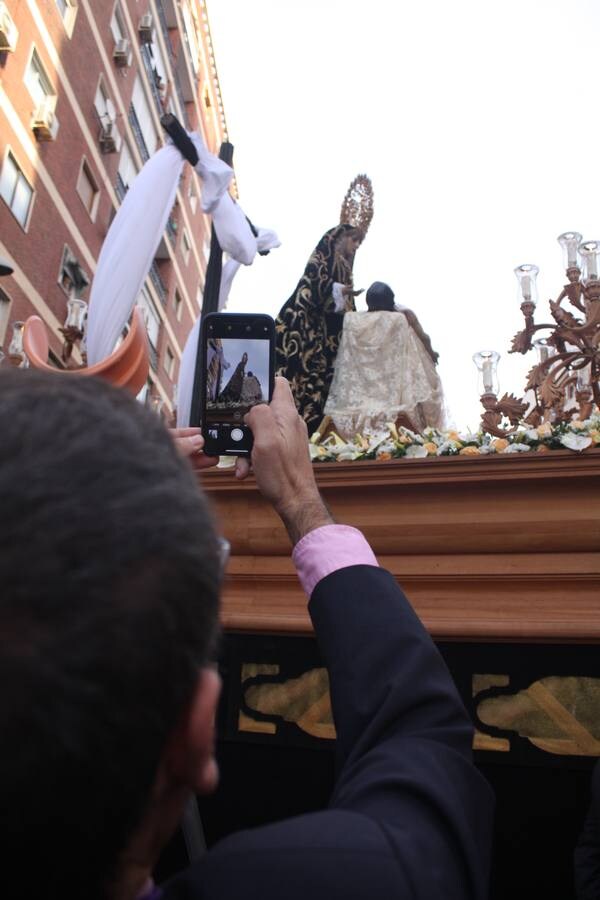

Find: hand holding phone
192;312;275;457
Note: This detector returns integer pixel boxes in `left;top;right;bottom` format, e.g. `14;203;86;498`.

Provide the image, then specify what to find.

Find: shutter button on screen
230;428;244;442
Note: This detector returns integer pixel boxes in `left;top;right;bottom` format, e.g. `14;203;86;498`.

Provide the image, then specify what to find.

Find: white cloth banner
86;130;235;366
86;143;184;365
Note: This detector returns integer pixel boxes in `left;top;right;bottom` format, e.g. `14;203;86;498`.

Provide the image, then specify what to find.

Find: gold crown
340;174;374;238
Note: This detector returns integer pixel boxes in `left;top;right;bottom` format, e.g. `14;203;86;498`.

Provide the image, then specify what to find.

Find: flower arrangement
309;413;600;463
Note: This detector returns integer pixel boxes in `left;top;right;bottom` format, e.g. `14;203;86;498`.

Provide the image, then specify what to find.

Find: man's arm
241;379;493;894
174;379;493;900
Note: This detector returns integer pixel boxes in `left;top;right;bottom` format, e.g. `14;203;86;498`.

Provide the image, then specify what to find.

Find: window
25;49;55;108
174;289;183;322
117;141;137;198
55;0;78;36
110;4;126;43
181;1;200;75
182;229;191;264
165;346;175;379
94;79;115;126
59;245;89;297
188;177;198;214
0;152;34;228
138;287;160;349
137;376;153;405
0;287;12;346
76;159;100;219
130;76;158;160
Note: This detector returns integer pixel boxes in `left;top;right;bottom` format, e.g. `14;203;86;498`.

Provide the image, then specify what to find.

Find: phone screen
195;314;275;456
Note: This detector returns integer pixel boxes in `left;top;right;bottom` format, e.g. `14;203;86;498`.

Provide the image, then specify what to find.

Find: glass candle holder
579;240;600;284
8;321;25;366
533;338;554;365
557;232;582;271
473;350;500;396
64;298;88;331
514;264;539;307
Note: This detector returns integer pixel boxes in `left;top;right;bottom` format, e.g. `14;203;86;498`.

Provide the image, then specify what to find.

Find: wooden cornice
199;452;600;643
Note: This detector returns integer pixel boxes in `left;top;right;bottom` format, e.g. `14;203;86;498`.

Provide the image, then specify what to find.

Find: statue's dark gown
275;224;356;434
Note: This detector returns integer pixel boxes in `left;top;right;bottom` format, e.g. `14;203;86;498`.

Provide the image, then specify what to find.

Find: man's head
366;281;395;312
0;370;221;899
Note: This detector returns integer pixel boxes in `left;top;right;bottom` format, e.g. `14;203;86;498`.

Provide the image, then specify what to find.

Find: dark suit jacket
574;760;600;899
164;565;494;899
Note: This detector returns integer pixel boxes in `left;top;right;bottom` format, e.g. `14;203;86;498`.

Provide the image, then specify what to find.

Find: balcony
140;44;166;116
115;172;128;203
175;44;197;105
155;0;176;59
157;0;177;31
149;261;168;305
148;341;159;371
171;68;192;130
128;104;150;163
166;213;177;244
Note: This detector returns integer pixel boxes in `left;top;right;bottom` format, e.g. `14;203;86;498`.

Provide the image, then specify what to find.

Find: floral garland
309;413;600;463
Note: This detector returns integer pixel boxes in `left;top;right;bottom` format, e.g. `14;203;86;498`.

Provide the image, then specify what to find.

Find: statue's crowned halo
339;174;374;238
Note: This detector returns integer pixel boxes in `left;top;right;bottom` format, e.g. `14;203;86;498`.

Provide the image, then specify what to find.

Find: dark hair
366;281;395;312
0;370;220;900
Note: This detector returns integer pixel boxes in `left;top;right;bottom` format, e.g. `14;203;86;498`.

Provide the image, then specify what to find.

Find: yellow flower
537;422;552;437
446;430;461;441
376;451;392;461
459;446;480;456
492;438;509;452
423;442;438;454
590;430;600;444
570;420;586;431
536;444;550;453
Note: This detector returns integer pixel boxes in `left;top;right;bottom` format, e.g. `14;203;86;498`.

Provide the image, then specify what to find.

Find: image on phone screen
205;337;269;428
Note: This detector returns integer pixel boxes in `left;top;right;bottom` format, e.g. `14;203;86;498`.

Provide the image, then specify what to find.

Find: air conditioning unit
32;96;59;142
0;3;18;52
113;37;132;68
99;119;122;155
138;13;153;44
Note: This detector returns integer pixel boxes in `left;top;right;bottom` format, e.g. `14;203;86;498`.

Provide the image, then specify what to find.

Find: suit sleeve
574;761;600;899
309;564;494;899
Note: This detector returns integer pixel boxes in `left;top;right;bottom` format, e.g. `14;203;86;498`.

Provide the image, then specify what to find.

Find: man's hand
235;377;333;545
170;427;219;471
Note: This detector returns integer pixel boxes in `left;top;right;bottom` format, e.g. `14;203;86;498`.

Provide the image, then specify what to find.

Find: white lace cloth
324;310;445;437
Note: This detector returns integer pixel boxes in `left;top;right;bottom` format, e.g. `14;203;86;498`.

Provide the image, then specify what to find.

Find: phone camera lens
246;325;251;332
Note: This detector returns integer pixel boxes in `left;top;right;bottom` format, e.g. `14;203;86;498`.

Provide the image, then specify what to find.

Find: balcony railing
172;72;192;130
149;262;168;306
115;173;128;203
148;341;159;371
166;215;177;244
128;104;150;163
155;0;175;61
140;44;165;116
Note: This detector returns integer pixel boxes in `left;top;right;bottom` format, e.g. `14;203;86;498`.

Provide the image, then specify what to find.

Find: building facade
0;0;228;414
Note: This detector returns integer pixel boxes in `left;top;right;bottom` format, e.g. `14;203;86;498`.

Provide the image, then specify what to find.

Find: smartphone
191;312;275;456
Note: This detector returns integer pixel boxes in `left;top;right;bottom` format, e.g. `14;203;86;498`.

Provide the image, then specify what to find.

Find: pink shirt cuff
292;524;379;597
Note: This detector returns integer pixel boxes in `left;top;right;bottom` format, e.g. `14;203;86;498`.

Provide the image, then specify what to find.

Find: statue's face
339;230;362;257
242;352;248;364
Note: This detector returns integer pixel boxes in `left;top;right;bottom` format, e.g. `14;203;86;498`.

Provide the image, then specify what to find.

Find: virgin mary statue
275;175;374;435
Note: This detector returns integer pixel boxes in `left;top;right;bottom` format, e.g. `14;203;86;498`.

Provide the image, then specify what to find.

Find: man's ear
164;667;222;795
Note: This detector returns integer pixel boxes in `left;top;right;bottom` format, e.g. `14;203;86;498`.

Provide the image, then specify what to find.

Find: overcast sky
208;0;600;429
